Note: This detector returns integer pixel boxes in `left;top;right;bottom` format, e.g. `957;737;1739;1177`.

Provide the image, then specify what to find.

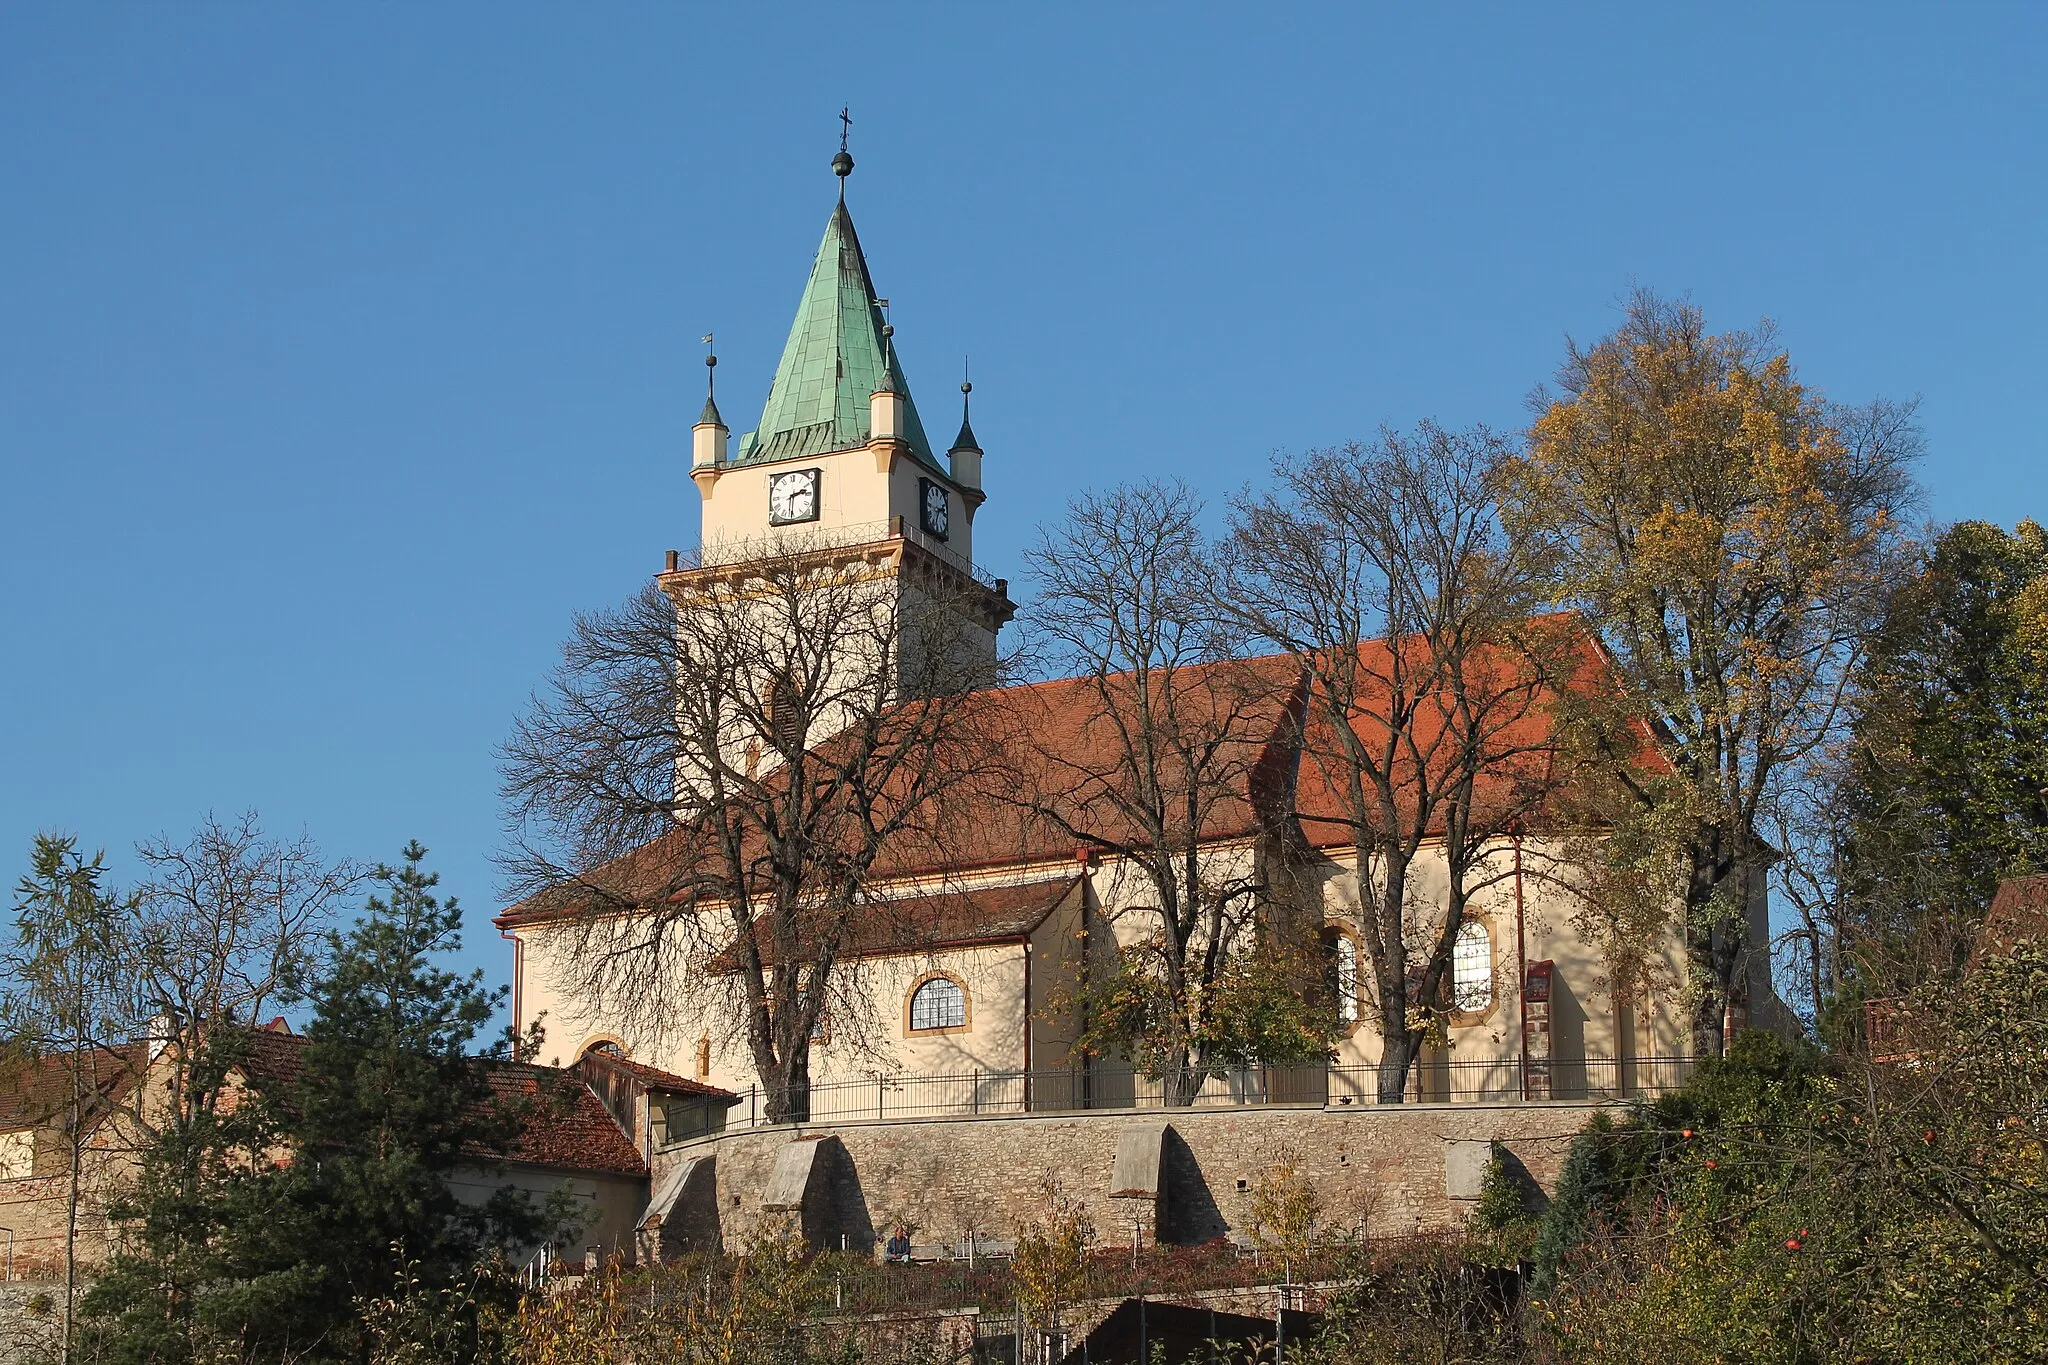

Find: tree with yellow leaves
1504;289;1921;1057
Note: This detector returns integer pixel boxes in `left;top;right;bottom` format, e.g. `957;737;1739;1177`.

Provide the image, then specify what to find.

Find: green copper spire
698;346;724;428
734;198;937;468
950;373;979;454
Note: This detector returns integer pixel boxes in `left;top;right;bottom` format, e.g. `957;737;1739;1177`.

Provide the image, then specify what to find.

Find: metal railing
696;517;1005;594
709;1056;1696;1133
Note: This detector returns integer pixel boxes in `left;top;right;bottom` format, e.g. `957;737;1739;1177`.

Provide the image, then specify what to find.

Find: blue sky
3;5;2042;1010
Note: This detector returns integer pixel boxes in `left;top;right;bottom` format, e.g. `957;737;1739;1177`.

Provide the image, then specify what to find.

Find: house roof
574;1048;738;1103
227;1027;646;1178
476;1062;647;1177
1286;620;1637;840
1976;873;2048;963
709;874;1084;972
734;197;939;470
497;619;1654;944
0;1043;146;1133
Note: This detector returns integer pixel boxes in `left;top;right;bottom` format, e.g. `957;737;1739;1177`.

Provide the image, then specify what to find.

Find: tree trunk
63;1070;81;1365
764;1047;811;1125
1163;1049;1205;1107
1163;1039;1222;1107
1687;847;1736;1064
1376;1025;1417;1104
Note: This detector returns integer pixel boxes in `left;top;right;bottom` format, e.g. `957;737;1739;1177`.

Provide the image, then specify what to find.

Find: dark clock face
768;469;820;525
919;479;949;539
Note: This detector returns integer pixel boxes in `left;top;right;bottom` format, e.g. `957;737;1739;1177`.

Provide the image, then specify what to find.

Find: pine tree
266;841;546;1359
80;1028;293;1363
1;834;143;1361
84;843;558;1363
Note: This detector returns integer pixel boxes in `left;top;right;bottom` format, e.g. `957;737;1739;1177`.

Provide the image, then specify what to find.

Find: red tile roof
477;1062;645;1177
574;1048;737;1102
497;620;1655;944
708;874;1083;972
0;1044;146;1133
227;1027;644;1177
1976;874;2048;964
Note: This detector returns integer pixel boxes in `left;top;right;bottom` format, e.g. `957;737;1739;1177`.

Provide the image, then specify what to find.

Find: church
492;145;1768;1255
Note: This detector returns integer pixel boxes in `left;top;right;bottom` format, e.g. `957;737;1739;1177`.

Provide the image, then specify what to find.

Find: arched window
581;1039;624;1059
1452;920;1492;1013
1328;932;1360;1023
908;975;967;1033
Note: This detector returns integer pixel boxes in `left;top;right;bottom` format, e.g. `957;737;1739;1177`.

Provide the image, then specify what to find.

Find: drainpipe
1021;938;1033;1082
1;1225;11;1282
1513;830;1530;1101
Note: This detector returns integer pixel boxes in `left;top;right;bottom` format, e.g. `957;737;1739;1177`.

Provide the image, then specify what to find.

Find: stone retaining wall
653;1101;1608;1255
0;1282;69;1364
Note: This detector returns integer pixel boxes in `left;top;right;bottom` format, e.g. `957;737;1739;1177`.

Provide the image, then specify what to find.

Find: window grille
1332;934;1359;1022
1453;920;1492;1012
909;976;966;1032
767;672;803;750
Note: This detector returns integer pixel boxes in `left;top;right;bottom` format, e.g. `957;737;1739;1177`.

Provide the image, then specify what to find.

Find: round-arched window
1452;920;1492;1013
908;976;967;1032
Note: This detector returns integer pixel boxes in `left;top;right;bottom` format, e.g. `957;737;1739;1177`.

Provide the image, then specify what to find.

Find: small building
0;1022;727;1279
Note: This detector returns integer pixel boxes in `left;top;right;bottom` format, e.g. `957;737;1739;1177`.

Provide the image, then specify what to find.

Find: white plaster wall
514;878;1081;1097
698;443;976;570
512;833;1699;1111
1304;836;1694;1075
445;1164;647;1266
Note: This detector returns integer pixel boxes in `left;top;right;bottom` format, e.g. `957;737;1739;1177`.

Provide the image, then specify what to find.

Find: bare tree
1016;481;1318;1106
0;819;350;1360
500;541;1003;1123
1226;425;1573;1103
129;812;359;1122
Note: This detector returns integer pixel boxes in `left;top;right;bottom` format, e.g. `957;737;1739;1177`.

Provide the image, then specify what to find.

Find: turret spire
734;171;938;468
698;333;723;428
949;362;979;454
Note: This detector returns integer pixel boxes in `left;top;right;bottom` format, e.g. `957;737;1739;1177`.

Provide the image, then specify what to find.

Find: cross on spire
831;108;855;196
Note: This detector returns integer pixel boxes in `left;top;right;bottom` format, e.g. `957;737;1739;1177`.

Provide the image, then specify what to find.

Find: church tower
661;143;1012;736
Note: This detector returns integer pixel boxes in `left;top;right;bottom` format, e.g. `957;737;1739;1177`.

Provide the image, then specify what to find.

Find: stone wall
655;1100;1607;1255
0;1282;69;1364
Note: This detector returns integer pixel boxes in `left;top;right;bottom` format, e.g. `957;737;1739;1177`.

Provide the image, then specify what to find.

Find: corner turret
691;351;728;495
948;378;982;492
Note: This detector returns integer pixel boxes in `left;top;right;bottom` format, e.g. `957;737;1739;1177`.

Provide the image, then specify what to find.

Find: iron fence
710;1055;1696;1134
697;516;1002;591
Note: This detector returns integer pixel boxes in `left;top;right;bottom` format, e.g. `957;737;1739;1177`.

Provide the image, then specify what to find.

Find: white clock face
921;480;949;539
768;469;819;525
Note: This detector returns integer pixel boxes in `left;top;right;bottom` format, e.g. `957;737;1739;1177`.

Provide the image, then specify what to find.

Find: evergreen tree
266;841;547;1358
1;835;143;1361
1841;519;2048;982
83;842;558;1363
81;1028;294;1363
